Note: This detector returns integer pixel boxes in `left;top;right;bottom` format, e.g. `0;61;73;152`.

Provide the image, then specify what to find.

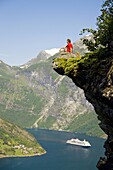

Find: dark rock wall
53;54;113;169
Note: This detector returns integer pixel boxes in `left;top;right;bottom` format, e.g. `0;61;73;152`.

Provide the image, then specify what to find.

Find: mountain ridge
0;34;104;137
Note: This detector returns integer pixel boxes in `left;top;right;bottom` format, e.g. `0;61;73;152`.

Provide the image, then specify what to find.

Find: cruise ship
66;138;91;148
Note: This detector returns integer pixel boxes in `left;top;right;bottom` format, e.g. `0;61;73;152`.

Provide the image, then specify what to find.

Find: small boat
66;138;91;148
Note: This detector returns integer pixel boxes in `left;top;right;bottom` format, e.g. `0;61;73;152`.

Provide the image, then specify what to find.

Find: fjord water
0;129;105;170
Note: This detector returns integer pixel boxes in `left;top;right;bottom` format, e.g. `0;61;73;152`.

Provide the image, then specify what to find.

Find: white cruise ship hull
66;138;91;148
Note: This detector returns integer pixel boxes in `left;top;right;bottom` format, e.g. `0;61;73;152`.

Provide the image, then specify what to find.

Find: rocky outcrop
52;50;113;169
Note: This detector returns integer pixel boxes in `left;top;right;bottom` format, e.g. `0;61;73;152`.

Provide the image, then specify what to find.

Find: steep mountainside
0;35;104;137
0;118;45;158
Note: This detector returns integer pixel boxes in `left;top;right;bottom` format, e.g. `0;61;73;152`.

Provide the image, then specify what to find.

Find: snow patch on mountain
45;48;60;56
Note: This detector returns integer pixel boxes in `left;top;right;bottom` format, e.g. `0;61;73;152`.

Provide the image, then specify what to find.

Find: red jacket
66;42;73;52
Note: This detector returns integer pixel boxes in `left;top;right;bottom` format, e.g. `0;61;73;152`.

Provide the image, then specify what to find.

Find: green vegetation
0;118;45;158
57;78;68;96
53;48;105;78
38;116;56;129
80;0;113;54
0;95;45;128
0;64;46;127
65;111;104;137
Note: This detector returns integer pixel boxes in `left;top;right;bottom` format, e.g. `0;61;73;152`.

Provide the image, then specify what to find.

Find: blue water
0;129;105;170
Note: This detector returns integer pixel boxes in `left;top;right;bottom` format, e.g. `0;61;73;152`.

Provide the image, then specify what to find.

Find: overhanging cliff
52;49;113;170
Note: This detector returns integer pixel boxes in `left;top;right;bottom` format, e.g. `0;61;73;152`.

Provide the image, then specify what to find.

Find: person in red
65;39;73;53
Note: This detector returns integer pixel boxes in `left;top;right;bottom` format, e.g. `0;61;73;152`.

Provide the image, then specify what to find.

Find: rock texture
53;51;113;169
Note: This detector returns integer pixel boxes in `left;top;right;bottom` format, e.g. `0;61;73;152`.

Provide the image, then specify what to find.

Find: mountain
20;48;60;68
0;60;46;158
73;34;94;55
0;118;45;158
0;35;104;137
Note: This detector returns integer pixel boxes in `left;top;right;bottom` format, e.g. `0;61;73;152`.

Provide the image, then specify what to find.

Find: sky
0;0;104;66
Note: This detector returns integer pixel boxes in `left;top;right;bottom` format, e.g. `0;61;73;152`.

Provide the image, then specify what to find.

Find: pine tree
80;0;113;52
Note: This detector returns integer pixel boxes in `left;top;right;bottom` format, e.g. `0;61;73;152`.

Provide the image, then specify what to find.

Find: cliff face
53;51;113;169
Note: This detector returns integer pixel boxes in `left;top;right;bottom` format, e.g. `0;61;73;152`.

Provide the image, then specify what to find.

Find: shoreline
0;151;46;159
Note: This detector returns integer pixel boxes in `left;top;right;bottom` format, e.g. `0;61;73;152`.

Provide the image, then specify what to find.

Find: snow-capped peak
45;48;60;56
